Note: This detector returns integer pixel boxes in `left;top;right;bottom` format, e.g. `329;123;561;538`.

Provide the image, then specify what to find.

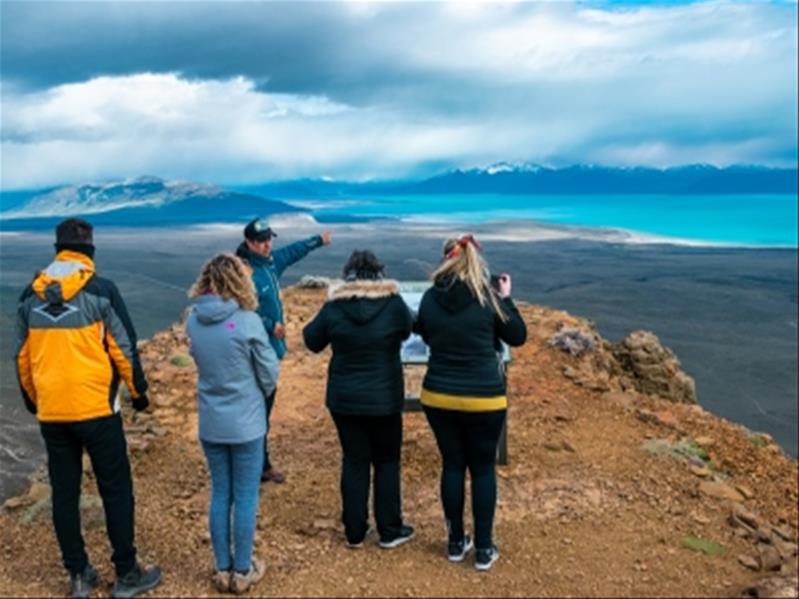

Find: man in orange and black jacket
15;218;161;598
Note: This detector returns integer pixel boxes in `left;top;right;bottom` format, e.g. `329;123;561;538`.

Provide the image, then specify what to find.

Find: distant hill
0;176;302;230
232;164;799;198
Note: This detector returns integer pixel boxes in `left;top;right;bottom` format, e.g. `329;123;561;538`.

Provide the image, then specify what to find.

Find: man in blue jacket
236;218;331;483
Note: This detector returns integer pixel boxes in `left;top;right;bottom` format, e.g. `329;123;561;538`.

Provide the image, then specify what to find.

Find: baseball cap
244;218;277;242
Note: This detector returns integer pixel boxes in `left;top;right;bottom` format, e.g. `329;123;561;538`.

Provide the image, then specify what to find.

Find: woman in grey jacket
186;254;279;594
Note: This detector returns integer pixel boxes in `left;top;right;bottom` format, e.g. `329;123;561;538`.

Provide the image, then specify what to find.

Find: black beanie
54;218;95;258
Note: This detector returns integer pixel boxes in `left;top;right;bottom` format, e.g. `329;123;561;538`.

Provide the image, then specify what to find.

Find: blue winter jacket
236;235;324;359
186;295;279;444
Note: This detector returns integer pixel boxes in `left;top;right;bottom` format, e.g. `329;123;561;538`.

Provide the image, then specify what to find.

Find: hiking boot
231;558;265;595
474;545;500;571
70;564;98;598
112;563;162;598
260;467;286;484
212;570;232;593
447;534;474;562
379;525;415;549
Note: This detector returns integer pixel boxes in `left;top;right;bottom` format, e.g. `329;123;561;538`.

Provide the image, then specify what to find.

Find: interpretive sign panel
399;282;511;364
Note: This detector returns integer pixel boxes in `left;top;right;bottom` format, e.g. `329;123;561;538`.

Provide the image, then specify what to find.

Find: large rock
746;575;799;598
699;480;745;502
549;327;598;356
612;330;697;404
296;275;331;289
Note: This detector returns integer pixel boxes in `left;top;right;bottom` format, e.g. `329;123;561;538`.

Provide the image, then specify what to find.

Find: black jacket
303;279;413;416
415;277;527;397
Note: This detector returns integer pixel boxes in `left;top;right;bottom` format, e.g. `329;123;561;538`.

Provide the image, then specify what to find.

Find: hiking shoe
231;558;265;595
212;570;232;593
346;537;365;549
70;564;98;598
346;526;371;549
260;467;286;484
112;563;162;598
475;545;500;571
379;525;415;549
447;535;474;562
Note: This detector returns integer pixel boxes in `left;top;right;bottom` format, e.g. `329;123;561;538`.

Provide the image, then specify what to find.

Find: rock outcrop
612;330;697;404
548;322;696;405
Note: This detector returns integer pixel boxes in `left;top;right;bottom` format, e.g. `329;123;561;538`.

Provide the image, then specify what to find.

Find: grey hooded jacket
187;295;279;444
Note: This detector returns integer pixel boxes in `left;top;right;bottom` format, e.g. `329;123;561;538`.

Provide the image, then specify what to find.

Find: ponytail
431;234;508;322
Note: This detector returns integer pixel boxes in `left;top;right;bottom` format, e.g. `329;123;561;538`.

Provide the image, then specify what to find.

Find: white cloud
1;73;483;187
0;1;796;189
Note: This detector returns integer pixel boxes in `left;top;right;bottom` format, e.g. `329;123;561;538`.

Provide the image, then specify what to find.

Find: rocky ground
1;284;797;598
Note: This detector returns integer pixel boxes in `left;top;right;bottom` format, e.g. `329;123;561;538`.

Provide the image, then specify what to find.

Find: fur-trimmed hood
328;279;400;301
327;279;401;325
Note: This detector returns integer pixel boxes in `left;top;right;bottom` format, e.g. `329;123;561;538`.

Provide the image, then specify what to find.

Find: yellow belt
420;388;507;412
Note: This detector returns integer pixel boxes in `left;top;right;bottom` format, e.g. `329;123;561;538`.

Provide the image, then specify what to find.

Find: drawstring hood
32;250;96;303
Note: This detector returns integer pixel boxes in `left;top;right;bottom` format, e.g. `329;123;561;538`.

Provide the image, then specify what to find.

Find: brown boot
260;468;286;484
212;570;231;593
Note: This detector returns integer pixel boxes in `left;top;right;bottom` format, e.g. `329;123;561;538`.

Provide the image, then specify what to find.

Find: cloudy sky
1;0;797;190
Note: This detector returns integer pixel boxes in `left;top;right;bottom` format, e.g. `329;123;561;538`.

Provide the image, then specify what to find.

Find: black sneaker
112;563;162;598
447;534;474;562
475;545;500;571
346;526;371;549
70;564;98;599
379;525;415;549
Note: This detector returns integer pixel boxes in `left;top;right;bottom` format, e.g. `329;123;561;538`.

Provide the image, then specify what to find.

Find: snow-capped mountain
398;163;798;195
0;176;302;228
475;162;544;176
3;177;241;218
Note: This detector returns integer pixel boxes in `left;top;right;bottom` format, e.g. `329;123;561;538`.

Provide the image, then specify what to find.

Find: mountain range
1;165;796;229
0;177;301;230
233;163;798;197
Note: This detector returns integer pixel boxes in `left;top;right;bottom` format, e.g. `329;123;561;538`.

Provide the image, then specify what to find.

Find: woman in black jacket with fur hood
415;234;527;571
303;250;415;550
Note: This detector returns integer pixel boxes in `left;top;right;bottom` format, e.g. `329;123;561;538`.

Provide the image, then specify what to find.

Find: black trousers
330;411;404;544
39;413;137;577
263;388;276;471
423;406;506;550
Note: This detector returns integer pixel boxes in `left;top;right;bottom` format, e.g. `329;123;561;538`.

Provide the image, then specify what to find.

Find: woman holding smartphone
415;234;527;571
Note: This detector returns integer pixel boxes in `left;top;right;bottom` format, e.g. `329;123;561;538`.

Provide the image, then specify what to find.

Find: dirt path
1;287;796;598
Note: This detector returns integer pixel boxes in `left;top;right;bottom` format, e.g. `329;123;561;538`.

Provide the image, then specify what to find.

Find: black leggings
423;406;506;550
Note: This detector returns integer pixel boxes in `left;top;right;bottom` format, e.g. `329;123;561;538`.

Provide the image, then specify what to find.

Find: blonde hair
188;253;258;311
430;235;508;322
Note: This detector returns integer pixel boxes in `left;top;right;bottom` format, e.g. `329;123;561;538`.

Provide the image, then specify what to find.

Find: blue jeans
201;437;264;573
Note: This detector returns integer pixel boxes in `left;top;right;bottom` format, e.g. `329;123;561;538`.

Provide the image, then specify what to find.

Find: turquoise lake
288;194;798;247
